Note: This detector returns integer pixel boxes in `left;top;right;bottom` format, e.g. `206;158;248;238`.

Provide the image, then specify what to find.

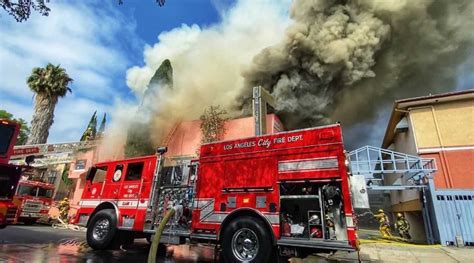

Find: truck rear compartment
278;181;351;251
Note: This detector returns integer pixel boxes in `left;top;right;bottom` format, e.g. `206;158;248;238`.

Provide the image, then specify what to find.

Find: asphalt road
0;225;337;262
0;224;85;244
0;224;217;262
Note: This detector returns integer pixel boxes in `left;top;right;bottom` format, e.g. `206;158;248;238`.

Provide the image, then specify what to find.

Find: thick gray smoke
242;0;474;135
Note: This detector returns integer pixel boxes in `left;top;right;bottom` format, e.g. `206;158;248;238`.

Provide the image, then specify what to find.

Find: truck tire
86;209;118;250
221;216;274;263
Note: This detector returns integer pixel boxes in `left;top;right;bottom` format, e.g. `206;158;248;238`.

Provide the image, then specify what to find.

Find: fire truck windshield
37;187;53;198
17;185;53;198
17;185;36;196
0;124;15;156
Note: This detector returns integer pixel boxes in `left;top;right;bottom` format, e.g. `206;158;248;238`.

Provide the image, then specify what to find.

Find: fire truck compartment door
277;156;340;181
223;158;274;189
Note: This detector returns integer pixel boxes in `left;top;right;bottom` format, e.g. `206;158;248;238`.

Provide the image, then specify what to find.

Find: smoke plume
104;0;473;157
125;0;291;146
242;0;474;132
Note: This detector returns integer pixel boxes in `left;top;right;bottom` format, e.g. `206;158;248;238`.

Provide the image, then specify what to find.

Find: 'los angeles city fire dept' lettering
223;134;303;150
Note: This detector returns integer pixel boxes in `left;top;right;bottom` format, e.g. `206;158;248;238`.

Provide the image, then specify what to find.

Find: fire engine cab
13;179;54;224
76;124;358;261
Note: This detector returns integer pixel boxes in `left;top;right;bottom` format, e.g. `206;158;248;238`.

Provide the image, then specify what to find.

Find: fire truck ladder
12;141;97;158
9;141;97;167
144;152;166;231
348;146;436;190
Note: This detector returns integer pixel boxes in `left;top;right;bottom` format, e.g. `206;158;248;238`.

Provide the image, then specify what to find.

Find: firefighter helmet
309;214;321;225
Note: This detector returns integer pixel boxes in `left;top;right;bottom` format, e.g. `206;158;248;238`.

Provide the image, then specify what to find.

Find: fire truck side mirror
156;147;168;155
86;166;97;181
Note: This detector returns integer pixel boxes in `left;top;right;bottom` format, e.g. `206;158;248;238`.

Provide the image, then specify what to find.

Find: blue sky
0;0;236;143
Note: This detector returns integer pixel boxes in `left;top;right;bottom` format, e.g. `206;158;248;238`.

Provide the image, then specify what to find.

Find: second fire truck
75;124;359;261
13;179;54;224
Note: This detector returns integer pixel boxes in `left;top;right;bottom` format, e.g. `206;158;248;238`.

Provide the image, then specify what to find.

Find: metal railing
348;146;436;189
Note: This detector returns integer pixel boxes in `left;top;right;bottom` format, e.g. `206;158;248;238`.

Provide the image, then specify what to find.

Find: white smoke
125;0;291;144
98;99;138;160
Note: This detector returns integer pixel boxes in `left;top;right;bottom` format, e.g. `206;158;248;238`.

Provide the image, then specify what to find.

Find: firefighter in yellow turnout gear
374;209;392;238
58;198;70;222
395;213;411;240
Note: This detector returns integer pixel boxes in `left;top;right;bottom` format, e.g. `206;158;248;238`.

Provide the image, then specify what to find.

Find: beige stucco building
381;89;474;241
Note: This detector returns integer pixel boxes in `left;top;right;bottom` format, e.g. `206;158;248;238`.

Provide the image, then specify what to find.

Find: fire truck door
84;165;108;200
118;162;144;210
101;164;124;201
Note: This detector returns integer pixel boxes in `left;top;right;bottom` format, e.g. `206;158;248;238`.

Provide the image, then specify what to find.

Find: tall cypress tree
124;59;173;157
80;111;97;141
97;113;106;138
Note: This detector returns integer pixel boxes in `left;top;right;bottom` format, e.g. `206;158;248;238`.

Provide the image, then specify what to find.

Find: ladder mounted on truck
144;147;167;231
12;141;97;158
9;141;97;167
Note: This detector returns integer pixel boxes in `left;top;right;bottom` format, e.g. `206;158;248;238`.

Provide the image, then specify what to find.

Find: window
92;166;107;184
125;162;144;181
46;170;58;184
75;160;87;170
113;164;124;182
17;185;36;196
0;124;15;156
37;188;54;198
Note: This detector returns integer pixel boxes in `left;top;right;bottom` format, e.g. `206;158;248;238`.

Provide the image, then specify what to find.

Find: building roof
381;89;474;148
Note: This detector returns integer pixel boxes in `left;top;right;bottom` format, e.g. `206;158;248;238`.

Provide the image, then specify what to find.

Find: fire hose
147;208;175;263
51;216;86;231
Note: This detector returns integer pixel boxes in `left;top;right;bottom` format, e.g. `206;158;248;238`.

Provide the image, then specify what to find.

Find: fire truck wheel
0;224;6;229
86;209;118;250
221;216;273;263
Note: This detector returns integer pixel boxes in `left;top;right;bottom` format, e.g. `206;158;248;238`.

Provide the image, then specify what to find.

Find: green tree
1;0;165;23
0;0;50;22
125;59;173;157
26;63;73;144
200;105;228;144
0;109;30;145
97;113;107;138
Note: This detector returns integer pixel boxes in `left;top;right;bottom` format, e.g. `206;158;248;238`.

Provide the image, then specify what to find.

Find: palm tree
26;63;73;144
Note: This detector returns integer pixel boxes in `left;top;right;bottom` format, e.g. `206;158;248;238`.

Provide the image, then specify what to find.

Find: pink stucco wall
166;114;283;157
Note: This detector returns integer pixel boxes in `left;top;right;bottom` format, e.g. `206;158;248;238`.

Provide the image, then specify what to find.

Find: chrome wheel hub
92;218;110;241
231;228;259;261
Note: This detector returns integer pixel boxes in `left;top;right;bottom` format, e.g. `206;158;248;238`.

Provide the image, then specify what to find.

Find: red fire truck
13;179;54;224
0;119;22;229
75;124;358;261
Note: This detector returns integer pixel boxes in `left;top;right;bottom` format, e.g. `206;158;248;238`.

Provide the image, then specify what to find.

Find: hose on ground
147;208;175;263
51;217;86;231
